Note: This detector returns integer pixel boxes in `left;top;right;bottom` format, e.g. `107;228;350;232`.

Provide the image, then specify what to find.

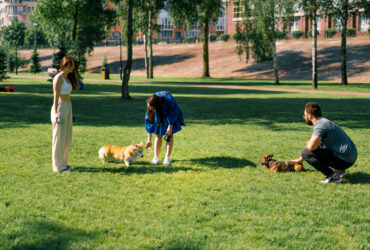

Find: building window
21;6;27;13
289;17;299;33
8;6;18;15
359;13;370;32
160;31;172;38
185;30;200;38
233;0;245;19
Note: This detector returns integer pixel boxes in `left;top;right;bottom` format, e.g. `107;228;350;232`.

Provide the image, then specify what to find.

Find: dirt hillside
19;37;370;82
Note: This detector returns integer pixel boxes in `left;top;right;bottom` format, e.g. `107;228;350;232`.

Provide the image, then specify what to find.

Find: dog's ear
131;141;135;146
267;154;273;158
139;141;143;147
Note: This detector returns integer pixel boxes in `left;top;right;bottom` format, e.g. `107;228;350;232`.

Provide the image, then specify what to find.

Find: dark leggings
301;147;354;177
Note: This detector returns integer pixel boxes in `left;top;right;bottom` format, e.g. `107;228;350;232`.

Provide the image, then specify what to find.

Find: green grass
0;77;369;249
9;72;370;93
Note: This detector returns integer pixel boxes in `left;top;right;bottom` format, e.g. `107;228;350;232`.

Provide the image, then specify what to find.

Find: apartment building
0;0;36;28
106;0;227;42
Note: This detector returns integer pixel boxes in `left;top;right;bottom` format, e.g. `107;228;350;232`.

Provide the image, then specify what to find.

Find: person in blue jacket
145;91;185;166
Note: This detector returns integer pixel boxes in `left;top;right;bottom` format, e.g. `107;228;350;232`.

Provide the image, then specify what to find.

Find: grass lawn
10;72;370;93
0;77;369;249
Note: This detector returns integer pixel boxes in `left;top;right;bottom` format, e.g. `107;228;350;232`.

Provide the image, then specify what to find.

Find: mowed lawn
0;77;369;249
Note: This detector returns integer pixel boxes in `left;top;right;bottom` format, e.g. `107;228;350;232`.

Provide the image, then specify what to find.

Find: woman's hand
146;141;152;150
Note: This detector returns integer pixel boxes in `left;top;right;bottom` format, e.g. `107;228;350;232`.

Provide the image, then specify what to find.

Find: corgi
99;141;144;167
259;154;305;172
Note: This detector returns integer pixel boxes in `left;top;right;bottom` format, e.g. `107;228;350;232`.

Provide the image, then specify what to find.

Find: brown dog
259;154;305;172
98;141;144;167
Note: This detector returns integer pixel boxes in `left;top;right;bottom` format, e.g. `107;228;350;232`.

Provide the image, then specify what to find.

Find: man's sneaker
320;174;343;184
333;169;346;178
151;157;159;165
163;157;171;166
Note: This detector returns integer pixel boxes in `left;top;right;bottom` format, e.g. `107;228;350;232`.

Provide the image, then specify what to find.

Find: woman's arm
146;133;152;150
53;75;62;118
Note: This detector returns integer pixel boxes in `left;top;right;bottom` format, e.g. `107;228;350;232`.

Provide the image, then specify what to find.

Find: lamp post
119;35;122;80
9;30;18;75
33;23;38;48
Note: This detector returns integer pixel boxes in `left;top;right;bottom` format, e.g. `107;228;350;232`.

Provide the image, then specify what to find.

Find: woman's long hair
147;94;164;124
60;56;79;90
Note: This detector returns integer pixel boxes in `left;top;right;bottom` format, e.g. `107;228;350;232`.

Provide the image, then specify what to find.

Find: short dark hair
305;102;322;118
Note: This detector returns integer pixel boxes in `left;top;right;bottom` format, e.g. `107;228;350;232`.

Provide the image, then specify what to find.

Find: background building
0;0;36;28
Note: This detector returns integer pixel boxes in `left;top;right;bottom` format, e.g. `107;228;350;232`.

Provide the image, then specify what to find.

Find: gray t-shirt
313;117;357;163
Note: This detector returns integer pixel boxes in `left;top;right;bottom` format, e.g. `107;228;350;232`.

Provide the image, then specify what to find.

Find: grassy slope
0;78;369;249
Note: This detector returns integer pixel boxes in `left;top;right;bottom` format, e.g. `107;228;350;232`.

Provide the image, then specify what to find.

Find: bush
29;47;41;73
347;27;356;37
232;32;242;41
101;54;109;73
326;28;337;38
220;33;230;42
368;27;370;34
292;30;304;39
275;30;287;39
308;29;320;37
6;53;28;73
184;37;197;43
52;47;67;70
209;33;217;42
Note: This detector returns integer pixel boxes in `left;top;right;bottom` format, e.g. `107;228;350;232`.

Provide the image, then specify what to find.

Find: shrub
347;27;356;37
326;28;337;38
275;30;287;39
308;29;320;37
232;32;242;41
209;33;217;42
101;55;109;73
184;37;197;43
6;53;28;73
220;33;230;42
29;47;41;73
292;30;304;39
368;27;370;34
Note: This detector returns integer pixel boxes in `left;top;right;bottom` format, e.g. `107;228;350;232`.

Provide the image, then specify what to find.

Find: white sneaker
151;157;159;165
163;158;171;166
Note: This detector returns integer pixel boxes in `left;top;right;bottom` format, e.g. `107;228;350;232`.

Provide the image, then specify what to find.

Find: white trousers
51;101;72;171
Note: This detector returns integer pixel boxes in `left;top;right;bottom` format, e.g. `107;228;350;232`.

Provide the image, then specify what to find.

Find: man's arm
306;135;322;151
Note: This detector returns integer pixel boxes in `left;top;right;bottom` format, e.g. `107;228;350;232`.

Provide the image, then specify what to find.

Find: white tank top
60;75;72;95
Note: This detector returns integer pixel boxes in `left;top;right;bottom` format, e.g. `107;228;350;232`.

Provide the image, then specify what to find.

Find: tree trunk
148;0;153;79
341;0;348;85
202;20;210;78
312;9;318;89
72;5;78;45
271;1;279;85
144;34;149;78
122;0;133;99
15;45;18;75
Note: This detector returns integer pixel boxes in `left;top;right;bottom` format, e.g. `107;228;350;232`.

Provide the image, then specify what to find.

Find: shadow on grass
74;163;199;175
345;172;370;184
233;44;370;80
183;156;256;169
1;83;369;131
3;219;99;249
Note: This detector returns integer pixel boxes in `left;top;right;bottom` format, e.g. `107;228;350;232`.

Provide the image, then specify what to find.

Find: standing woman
51;56;79;172
145;91;185;166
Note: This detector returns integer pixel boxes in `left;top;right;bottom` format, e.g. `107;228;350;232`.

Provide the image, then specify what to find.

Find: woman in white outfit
51;56;79;172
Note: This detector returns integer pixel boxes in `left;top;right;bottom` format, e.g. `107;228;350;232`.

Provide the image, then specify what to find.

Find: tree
137;0;165;79
236;0;294;85
323;0;370;85
167;0;223;78
24;27;48;48
34;0;115;72
112;0;141;99
2;19;26;75
29;47;41;73
0;48;7;81
299;0;326;89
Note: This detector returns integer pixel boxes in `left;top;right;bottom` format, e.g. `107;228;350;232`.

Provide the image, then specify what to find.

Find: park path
10;74;370;97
